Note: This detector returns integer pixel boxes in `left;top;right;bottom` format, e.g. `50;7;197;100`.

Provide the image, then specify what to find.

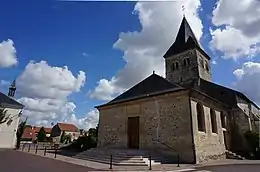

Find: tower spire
163;16;201;58
8;79;16;97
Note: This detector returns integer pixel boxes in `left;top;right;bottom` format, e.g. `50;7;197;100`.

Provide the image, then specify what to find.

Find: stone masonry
190;96;226;163
97;90;196;163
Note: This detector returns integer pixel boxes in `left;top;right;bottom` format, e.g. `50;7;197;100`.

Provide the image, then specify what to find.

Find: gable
0;92;24;109
97;74;184;108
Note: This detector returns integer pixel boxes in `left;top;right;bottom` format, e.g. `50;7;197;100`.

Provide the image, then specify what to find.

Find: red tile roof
21;126;52;141
21;126;34;139
57;123;78;132
33;126;52;133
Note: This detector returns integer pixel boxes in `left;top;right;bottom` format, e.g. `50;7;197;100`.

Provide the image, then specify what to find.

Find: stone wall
195;50;212;82
0;107;21;148
230;108;251;153
97;90;195;163
165;49;212;86
190;97;226;163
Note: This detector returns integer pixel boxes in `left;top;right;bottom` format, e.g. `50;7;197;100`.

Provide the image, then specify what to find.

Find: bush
245;130;260;159
61;135;97;151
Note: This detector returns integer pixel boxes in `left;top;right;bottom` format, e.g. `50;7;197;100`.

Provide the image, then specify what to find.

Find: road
193;164;260;172
0;149;102;172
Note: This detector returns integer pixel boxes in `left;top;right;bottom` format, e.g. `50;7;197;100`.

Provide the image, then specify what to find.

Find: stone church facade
96;17;260;164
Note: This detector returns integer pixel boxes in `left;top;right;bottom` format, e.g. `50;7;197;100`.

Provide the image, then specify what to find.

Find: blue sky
1;0;260;128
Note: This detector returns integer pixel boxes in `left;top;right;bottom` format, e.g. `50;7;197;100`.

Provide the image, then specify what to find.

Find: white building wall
0;108;21;148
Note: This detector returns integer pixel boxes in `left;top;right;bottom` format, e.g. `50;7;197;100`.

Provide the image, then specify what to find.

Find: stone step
75;154;146;163
75;154;144;161
75;156;149;166
76;152;171;163
226;151;245;160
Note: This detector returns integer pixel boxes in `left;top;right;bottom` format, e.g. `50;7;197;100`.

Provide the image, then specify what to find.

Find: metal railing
152;138;180;167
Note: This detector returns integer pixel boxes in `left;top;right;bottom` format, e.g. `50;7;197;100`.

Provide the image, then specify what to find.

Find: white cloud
17;61;85;99
65;109;99;130
16;61;94;129
212;60;217;65
210;0;260;59
0;80;10;86
89;1;203;101
0;39;18;68
233;61;260;105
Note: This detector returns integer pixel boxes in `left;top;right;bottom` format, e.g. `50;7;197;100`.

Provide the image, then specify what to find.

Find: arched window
220;112;226;128
183;59;187;67
187;58;190;65
210;108;217;133
172;63;175;71
175;62;179;70
205;61;209;71
199;57;204;68
197;103;205;132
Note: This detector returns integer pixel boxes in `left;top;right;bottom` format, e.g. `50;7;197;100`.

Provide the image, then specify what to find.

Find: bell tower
8;80;16;97
163;16;212;87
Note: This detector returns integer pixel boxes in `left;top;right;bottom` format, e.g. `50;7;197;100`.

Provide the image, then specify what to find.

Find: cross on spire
182;5;185;17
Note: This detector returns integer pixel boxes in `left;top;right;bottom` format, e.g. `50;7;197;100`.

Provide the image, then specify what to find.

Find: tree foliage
16;118;27;149
88;128;97;138
37;127;46;142
0;108;8;124
60;131;65;143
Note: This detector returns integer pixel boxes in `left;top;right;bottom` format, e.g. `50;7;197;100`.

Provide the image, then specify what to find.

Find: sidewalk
18;148;260;171
18;148;192;171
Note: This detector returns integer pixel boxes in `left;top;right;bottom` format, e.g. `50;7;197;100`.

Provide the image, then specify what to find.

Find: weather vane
182;5;185;17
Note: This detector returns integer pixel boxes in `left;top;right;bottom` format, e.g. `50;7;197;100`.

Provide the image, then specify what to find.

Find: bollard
35;145;38;154
54;148;57;158
177;154;180;167
28;144;31;152
149;154;152;170
44;146;47;156
22;144;25;151
109;154;112;169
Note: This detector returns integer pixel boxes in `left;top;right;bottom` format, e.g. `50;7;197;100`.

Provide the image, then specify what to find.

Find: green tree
0;108;8;124
16;118;27;149
64;134;72;144
37;127;46;142
88;128;97;138
60;131;65;143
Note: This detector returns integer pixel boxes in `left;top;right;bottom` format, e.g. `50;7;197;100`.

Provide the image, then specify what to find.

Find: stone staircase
73;148;176;166
226;150;246;160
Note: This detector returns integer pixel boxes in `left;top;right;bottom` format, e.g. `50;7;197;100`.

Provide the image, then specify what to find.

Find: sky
1;0;260;130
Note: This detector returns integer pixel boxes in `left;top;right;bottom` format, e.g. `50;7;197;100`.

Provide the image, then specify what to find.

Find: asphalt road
0;149;102;172
194;164;260;172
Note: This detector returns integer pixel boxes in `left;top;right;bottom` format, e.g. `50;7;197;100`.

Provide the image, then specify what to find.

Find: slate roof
196;78;259;109
96;73;185;108
0;91;24;108
163;16;210;60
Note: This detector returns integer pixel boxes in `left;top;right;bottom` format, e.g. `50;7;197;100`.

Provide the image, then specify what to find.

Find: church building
96;17;260;163
0;81;24;148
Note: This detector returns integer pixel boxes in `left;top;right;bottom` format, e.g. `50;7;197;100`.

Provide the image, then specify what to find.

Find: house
0;81;24;148
33;126;52;139
96;16;260;164
21;126;52;142
51;123;80;143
